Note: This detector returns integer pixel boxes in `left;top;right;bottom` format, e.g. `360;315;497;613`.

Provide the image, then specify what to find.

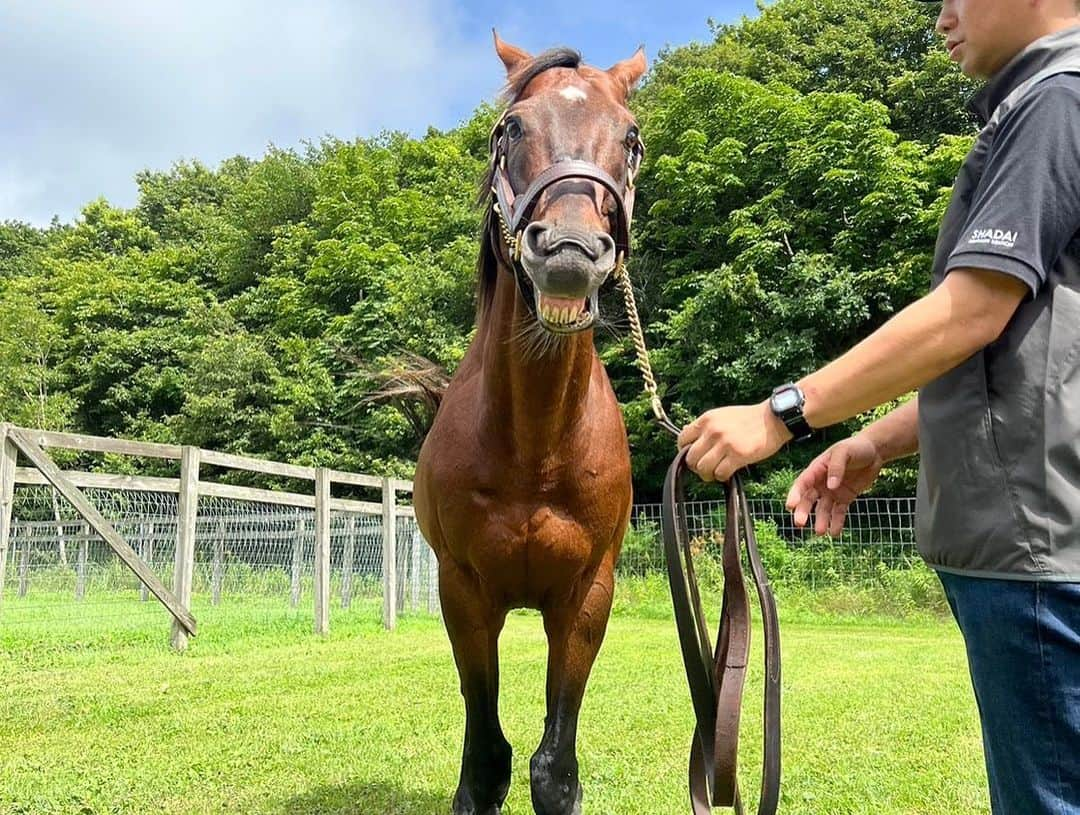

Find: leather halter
662;449;782;815
487;109;642;284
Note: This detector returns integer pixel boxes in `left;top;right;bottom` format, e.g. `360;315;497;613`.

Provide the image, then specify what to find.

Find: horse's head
487;34;647;334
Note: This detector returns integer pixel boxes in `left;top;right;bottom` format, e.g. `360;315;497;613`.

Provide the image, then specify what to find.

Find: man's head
926;0;1080;78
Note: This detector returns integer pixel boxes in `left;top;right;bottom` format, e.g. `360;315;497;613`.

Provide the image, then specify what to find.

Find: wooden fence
0;423;418;649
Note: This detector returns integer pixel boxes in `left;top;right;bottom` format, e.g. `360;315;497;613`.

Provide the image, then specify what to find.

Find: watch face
772;389;801;412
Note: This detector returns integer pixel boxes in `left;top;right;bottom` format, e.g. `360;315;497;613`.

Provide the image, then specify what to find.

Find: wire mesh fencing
2;484;934;643
0;485;438;640
618;496;922;590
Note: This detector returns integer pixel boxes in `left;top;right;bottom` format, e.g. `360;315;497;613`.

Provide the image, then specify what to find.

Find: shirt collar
967;25;1080;125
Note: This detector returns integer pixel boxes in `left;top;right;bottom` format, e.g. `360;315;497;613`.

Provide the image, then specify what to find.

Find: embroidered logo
969;228;1018;248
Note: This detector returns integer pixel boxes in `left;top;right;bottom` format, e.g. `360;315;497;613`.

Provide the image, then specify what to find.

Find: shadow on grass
278;780;451;815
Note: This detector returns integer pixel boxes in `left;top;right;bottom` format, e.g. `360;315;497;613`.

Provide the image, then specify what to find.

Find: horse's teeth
539;301;588;325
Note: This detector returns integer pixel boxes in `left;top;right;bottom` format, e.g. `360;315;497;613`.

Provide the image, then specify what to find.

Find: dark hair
501;47;582;103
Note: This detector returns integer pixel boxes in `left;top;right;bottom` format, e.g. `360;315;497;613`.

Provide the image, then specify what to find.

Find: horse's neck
477;266;597;458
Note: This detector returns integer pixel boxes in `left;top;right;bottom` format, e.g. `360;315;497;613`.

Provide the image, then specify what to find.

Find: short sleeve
946;77;1080;295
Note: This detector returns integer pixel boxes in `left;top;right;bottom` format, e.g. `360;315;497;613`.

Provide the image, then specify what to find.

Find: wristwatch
769;383;813;441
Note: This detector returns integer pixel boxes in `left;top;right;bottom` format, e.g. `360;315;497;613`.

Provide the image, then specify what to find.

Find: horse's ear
493;30;531;76
607;47;648;97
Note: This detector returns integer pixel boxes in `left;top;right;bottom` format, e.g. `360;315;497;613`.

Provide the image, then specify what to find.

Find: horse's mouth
534;290;598;334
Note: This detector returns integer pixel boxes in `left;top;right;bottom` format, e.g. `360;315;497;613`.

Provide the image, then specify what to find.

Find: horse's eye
625;127;641;150
506;118;524;142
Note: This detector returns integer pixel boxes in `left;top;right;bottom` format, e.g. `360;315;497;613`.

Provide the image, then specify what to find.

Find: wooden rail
0;423;422;645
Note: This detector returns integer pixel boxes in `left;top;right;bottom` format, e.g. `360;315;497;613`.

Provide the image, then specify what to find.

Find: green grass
0;598;988;815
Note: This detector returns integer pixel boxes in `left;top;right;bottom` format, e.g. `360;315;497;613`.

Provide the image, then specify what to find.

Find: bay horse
413;34;647;815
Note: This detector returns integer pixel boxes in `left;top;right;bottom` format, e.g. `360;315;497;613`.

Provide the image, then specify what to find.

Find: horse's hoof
530;786;581;815
529;749;584;815
452;787;502;815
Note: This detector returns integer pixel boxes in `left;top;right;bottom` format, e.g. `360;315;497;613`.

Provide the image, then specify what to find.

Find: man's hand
785;435;884;536
678;401;792;482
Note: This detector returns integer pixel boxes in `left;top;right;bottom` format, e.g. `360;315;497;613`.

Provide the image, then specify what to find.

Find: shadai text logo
969;228;1017;248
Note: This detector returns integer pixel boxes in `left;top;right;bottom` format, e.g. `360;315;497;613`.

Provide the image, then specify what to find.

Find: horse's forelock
501;48;583;104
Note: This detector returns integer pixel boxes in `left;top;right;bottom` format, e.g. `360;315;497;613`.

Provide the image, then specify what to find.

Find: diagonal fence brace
9;429;197;636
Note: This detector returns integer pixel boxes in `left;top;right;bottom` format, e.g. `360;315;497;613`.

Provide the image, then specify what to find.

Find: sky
0;0;761;227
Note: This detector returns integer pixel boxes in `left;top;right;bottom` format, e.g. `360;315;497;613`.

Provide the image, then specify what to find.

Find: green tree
0;276;75;429
0;221;50;280
615;67;969;496
641;0;977;143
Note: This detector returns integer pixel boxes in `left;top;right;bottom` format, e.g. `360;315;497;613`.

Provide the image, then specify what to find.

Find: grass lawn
0;602;988;814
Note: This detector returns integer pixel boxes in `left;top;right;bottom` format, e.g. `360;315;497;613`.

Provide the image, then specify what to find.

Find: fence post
341;515;355;610
397;527;408;616
290;518;303;608
140;522;153;602
313;468;330;636
51;490;68;568
17;525;29;598
171;446;199;651
0;424;16;606
75;523;89;601
212;520;225;606
382;477;397;631
410;528;421;612
428;544;439;616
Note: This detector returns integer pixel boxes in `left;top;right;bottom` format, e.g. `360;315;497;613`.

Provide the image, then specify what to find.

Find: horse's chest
467;484;613;548
442;479;624;589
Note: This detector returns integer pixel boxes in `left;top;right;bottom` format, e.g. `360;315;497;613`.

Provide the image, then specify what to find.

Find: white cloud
0;0;498;225
0;0;756;227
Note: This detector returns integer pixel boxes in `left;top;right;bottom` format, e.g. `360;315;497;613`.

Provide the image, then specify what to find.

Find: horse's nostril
524;222;615;263
524;222;550;255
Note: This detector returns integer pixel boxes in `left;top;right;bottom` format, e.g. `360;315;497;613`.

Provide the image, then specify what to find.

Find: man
677;0;1080;811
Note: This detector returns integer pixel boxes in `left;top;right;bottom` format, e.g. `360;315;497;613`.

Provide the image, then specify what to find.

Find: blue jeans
937;571;1080;814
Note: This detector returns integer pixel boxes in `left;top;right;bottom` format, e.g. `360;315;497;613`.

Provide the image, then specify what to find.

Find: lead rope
612;256;681;437
491;181;678;438
617;257;782;815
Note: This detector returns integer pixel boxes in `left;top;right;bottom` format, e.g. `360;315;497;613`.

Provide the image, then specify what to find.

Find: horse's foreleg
531;560;615;815
440;557;512;815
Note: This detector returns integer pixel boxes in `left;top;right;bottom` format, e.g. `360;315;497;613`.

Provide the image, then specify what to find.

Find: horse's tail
358;351;450;440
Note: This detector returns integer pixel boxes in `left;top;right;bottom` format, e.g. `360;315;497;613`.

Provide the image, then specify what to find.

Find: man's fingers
787;453;831;509
814;493;835;536
785;481;801;510
684;437;704;471
826;445;851;491
677;419;701;449
828;502;849;538
714;457;737;483
686;438;719;482
696;446;728;482
786;473;813;509
792;488;818;528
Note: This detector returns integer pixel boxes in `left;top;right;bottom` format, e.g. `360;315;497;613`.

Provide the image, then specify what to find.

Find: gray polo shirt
918;26;1080;580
